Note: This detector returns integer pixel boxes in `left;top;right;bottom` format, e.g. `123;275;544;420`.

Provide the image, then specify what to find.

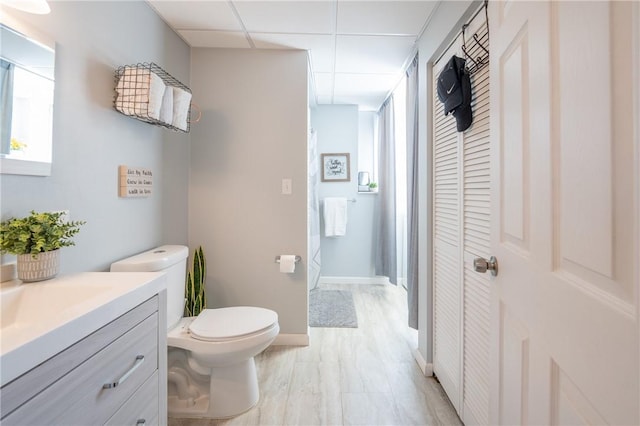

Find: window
4;65;54;163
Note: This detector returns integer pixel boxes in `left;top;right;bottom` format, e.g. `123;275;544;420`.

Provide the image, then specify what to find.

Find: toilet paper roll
279;255;296;273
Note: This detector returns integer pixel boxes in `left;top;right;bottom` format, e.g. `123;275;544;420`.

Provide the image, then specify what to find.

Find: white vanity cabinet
0;292;167;425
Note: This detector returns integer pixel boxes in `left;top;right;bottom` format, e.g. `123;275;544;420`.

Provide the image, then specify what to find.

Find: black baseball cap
437;55;473;132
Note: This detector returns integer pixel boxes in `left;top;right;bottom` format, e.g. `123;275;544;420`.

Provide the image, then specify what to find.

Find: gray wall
311;105;376;278
0;2;190;272
415;0;476;366
189;49;308;335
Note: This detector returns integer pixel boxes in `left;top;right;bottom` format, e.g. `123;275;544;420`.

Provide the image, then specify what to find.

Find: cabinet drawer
1;296;158;417
106;370;159;426
3;312;158;426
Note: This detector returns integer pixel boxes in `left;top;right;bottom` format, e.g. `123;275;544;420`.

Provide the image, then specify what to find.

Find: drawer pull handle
103;355;145;389
136;420;146;425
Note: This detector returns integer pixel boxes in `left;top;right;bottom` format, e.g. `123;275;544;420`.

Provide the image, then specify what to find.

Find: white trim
413;348;433;376
318;276;390;285
0;158;51;176
271;332;309;346
0;262;16;282
633;7;640;423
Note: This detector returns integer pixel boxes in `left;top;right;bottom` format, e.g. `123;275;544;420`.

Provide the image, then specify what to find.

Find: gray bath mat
309;289;358;328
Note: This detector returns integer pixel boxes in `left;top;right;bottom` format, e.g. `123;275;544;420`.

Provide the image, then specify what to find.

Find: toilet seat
189;307;278;342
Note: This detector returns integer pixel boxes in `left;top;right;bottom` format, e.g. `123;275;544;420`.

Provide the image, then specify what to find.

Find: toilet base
209;358;260;418
167;355;261;419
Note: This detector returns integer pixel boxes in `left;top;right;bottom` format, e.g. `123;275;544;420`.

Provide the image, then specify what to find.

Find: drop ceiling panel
333;72;401;96
149;1;241;31
146;0;445;109
337;1;437;36
333;72;399;110
333;93;386;111
233;1;336;34
251;33;335;73
335;35;415;74
178;30;251;48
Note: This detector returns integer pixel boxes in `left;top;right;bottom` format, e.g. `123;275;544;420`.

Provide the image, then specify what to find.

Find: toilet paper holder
275;255;301;264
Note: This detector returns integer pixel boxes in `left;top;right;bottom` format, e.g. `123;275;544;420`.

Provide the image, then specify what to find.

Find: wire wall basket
114;62;193;133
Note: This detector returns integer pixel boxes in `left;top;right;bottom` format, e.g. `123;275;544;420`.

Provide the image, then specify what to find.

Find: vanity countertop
0;272;166;387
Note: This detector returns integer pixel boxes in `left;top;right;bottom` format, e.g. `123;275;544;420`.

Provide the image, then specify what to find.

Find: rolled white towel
159;82;174;124
116;66;146;91
115;66;166;120
172;87;192;131
147;72;165;120
115;68;140;116
117;93;152;117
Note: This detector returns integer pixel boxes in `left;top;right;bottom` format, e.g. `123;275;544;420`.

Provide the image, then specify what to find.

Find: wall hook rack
461;1;489;75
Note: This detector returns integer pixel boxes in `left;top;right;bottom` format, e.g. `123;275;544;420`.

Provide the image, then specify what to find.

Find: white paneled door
489;1;639;425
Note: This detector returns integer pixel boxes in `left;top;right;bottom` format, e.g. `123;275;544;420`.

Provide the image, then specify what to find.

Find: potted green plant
368;182;378;191
0;210;85;282
184;246;207;317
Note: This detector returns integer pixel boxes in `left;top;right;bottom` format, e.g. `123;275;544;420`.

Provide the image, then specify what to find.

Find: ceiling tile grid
334;34;416;74
251;33;335;73
179;30;251;48
336;1;437;36
150;1;241;31
233;1;336;34
148;0;439;111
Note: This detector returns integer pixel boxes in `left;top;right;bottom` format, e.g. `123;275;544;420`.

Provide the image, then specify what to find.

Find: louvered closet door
433;53;462;413
432;11;490;426
461;23;490;425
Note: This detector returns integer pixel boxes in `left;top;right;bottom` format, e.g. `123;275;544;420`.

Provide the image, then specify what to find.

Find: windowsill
358;190;378;194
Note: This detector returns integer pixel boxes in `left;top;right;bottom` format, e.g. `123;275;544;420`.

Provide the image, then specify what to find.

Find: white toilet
110;245;280;419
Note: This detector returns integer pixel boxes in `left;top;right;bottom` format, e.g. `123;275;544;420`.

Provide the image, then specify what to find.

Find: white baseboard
319;276;390;285
413;348;433;376
272;332;309;346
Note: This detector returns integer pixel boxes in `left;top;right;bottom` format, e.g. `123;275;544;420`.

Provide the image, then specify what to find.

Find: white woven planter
17;250;60;282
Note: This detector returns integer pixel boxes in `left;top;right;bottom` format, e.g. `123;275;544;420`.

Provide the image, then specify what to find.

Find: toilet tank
110;245;189;329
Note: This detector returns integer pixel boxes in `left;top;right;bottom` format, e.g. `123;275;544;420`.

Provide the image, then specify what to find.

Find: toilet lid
189;307;278;342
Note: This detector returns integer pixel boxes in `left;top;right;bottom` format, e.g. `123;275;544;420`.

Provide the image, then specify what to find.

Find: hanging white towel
323;197;348;237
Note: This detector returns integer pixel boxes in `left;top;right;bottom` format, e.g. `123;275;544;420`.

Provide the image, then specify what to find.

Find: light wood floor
169;283;461;426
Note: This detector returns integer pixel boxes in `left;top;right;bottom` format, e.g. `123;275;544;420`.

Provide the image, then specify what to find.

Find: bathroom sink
0;272;167;387
0;282;113;332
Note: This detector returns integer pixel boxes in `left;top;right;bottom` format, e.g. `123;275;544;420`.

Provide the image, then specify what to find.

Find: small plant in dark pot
0;211;85;282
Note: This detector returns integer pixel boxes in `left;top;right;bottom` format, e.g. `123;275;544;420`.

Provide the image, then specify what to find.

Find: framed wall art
321;153;351;182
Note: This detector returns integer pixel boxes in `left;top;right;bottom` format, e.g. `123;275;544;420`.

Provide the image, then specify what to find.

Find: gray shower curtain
374;96;397;285
406;55;419;329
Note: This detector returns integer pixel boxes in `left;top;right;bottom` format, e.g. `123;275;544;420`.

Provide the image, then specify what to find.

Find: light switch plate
282;178;292;195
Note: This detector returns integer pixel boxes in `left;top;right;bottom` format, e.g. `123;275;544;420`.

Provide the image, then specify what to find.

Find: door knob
474;256;498;276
